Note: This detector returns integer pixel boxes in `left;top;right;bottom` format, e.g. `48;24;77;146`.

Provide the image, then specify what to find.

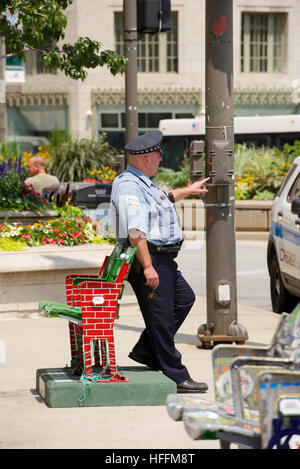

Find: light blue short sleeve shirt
110;165;182;245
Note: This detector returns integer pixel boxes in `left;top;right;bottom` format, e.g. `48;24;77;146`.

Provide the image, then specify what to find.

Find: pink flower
70;231;82;239
21;233;30;240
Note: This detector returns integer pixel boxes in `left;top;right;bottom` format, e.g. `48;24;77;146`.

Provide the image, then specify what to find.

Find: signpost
123;0;172;167
197;0;248;348
123;0;139;154
0;40;6;143
0;12;24;142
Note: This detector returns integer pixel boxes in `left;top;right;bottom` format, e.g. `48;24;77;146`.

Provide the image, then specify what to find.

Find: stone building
5;0;300;152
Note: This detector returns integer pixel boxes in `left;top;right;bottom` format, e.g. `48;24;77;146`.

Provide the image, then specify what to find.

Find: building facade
5;0;300;151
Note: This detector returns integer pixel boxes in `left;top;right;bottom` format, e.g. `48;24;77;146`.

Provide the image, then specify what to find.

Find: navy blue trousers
127;252;195;384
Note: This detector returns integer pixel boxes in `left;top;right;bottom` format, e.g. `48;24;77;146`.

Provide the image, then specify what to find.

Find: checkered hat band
130;144;161;155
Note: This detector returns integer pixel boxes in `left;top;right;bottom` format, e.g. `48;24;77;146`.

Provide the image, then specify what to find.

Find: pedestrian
110;130;209;393
25;155;59;196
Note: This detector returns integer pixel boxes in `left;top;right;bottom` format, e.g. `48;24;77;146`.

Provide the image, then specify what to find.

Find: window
115;11;178;73
287;174;300;202
241;12;286;73
97;108;195;152
99;111;172;134
278;164;297;199
101;113;119;128
25;49;57;75
7;105;68;152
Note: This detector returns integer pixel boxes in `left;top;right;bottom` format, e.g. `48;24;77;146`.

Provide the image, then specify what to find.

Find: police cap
124;130;163;155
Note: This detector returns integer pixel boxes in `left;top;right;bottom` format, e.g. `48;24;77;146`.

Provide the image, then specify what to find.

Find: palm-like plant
47;133;117;182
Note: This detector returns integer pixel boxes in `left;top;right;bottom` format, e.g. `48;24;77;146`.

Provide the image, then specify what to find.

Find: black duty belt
147;241;183;253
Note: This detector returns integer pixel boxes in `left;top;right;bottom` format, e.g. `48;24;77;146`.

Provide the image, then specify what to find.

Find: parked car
267;156;300;313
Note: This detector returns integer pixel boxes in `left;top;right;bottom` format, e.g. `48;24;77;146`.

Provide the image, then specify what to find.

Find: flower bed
0;216;90;248
0;141;117;250
0;211;116;250
84;166;116;184
0;156;50;211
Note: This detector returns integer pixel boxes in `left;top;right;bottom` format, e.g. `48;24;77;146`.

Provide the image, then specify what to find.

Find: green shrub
48;133;117;182
234;144;290;200
281;140;300;165
0;141;21;160
0;171;49;211
154;143;294;200
43;128;72;159
253;190;274;200
0;238;26;251
153;161;190;189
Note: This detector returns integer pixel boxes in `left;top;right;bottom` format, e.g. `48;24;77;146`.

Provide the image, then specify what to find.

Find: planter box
176;199;273;233
0;201;272;313
0;244;112;307
235;200;273;232
0;201;273;232
0;210;59;225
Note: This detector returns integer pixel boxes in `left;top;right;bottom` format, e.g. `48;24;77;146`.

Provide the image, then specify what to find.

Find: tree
0;0;128;80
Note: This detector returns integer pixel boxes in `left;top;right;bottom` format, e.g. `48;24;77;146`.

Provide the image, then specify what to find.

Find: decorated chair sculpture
166;302;300;448
40;244;136;384
183;369;300;449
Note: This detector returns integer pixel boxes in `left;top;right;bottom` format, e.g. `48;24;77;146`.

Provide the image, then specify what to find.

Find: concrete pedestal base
36;366;177;408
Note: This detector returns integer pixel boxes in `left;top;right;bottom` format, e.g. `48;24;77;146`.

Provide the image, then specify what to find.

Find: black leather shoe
177;379;208;393
128;349;160;371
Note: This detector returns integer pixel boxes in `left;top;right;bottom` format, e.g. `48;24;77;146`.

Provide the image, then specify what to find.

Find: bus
158;114;300;170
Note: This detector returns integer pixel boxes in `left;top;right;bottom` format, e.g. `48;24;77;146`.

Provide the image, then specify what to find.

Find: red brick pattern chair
40;245;136;383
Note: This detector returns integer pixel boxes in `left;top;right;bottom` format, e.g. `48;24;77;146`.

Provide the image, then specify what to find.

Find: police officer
110;130;209;393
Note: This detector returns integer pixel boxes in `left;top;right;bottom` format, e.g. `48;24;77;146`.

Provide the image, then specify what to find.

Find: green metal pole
198;0;248;348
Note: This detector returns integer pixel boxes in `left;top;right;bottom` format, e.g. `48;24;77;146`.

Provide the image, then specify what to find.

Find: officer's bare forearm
171;177;210;202
171;187;192;202
129;231;159;288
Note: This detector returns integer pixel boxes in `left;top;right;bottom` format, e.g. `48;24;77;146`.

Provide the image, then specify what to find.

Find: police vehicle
267;156;300;313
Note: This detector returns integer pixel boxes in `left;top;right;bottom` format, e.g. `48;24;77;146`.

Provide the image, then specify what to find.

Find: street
0;239;280;450
176;240;271;311
123;240;272;312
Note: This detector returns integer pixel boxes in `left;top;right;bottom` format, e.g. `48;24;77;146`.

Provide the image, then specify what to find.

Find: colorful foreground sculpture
40;244;136;384
166;303;300;449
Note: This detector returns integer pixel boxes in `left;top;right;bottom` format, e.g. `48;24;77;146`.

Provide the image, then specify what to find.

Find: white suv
267;156;300;313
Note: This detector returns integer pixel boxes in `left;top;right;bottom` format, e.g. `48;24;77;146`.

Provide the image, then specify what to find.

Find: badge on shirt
125;195;140;206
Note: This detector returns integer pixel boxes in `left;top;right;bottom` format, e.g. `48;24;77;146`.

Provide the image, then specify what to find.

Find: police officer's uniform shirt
110;165;182;246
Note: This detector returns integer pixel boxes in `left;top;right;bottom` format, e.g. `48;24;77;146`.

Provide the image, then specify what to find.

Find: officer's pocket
148;207;162;241
160;206;176;240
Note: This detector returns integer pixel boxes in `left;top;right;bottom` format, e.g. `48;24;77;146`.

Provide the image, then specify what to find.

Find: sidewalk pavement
0;291;279;450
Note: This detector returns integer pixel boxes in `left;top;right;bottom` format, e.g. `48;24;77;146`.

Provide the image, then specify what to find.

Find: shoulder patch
125;195;140;206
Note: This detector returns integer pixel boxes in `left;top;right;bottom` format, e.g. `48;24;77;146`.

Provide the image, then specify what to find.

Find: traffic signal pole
124;0;139;155
0;39;6;143
197;0;248;348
